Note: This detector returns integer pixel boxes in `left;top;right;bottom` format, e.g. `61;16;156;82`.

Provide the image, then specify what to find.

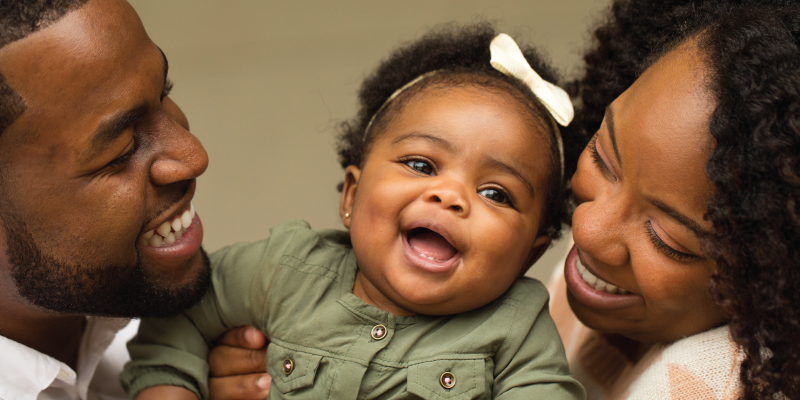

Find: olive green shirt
121;220;584;399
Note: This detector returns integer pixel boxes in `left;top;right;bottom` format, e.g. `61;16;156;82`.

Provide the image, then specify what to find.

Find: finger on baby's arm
209;345;268;377
215;326;266;349
135;386;198;400
209;326;268;377
209;374;271;400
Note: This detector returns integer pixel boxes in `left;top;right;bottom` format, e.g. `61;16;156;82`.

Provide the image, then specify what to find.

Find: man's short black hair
0;0;90;133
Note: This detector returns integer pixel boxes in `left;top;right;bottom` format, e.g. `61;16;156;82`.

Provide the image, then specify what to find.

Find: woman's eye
478;188;508;204
589;134;617;182
645;221;696;262
405;159;434;175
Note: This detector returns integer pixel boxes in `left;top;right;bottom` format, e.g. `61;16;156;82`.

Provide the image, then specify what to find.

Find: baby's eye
405;159;434;175
478;188;508;204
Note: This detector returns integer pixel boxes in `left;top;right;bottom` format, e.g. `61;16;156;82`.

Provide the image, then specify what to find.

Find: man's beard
4;213;211;318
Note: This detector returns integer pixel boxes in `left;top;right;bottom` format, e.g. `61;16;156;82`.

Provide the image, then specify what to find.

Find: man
0;1;269;398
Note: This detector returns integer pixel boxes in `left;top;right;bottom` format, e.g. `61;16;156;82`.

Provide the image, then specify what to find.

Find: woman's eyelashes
589;134;617;182
645;221;696;262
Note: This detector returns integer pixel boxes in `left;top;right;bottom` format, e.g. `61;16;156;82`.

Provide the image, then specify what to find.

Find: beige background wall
129;0;609;282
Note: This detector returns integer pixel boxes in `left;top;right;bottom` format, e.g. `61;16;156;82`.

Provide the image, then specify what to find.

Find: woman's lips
564;244;642;310
402;228;461;274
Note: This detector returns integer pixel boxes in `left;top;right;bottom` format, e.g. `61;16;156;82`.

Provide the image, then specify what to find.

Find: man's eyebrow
391;132;457;153
648;197;708;235
605;107;623;167
86;104;148;160
484;157;536;198
159;47;169;85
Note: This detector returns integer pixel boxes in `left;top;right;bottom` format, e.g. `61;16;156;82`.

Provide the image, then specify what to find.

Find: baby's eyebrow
484;156;536;198
391;132;457;153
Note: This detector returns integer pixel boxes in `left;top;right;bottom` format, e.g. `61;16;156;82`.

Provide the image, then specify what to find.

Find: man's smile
139;202;196;247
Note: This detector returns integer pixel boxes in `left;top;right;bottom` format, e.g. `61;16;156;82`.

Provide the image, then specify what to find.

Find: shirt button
282;358;294;375
371;324;387;340
440;372;456;389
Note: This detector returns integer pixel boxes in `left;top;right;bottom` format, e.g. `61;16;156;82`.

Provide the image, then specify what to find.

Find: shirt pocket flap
266;342;322;393
407;359;487;400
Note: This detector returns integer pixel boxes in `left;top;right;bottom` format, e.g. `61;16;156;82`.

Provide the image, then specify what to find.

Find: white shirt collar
0;317;130;400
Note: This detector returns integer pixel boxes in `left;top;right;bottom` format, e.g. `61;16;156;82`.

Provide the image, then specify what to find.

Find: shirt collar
0;317;129;400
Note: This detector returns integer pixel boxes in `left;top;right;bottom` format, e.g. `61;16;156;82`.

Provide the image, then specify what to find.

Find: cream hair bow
490;33;574;126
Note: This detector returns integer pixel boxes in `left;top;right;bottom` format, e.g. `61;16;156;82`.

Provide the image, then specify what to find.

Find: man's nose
422;178;470;216
149;119;209;187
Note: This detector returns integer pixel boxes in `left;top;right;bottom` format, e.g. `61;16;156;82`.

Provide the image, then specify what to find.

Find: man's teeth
577;257;629;295
138;203;196;247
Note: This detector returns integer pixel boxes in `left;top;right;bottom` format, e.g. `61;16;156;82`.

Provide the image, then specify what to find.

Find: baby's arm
121;238;278;399
492;280;586;399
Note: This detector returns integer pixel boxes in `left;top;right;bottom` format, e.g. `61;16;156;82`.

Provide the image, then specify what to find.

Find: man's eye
478;188;508;204
160;78;174;100
405;159;434;175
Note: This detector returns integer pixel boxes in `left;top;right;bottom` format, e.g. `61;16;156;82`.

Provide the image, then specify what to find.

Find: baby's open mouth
407;227;458;262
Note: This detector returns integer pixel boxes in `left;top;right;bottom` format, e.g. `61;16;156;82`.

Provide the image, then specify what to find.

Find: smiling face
340;84;553;316
0;0;211;317
566;43;727;342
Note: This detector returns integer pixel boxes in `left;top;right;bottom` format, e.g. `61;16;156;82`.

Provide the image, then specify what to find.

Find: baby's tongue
408;229;457;261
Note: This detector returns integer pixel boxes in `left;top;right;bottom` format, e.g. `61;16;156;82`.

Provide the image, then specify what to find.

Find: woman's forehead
612;44;716;229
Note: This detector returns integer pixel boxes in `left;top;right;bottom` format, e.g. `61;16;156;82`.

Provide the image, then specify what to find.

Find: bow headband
365;33;573;178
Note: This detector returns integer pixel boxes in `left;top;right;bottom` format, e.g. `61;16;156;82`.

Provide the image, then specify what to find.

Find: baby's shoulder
210;219;351;266
496;277;551;314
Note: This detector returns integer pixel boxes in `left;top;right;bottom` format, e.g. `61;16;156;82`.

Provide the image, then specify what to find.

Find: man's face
0;0;211;317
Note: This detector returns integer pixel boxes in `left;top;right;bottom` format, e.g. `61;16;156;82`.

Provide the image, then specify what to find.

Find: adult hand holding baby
208;327;270;399
136;326;270;400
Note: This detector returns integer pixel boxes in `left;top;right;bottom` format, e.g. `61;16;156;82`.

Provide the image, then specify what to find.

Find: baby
122;24;586;399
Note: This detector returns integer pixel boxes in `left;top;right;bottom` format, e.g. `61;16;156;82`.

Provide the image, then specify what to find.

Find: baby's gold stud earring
344;212;351;218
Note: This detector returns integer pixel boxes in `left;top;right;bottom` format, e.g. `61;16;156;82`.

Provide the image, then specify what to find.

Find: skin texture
566;43;728;343
340;85;552;317
0;0;208;371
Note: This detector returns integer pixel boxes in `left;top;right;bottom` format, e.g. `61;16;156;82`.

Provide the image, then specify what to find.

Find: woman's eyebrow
648;197;708;235
605;107;623;167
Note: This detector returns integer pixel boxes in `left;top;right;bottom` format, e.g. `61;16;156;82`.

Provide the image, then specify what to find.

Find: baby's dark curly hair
573;1;800;398
336;23;587;240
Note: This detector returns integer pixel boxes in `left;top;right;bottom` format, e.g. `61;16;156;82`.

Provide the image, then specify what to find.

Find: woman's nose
149;119;209;187
571;197;630;267
423;178;470;216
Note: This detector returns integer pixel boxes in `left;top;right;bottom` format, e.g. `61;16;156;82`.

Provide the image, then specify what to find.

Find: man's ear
518;235;552;278
339;165;361;229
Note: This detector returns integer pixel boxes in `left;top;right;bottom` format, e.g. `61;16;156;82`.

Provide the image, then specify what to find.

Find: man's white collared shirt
0;317;138;400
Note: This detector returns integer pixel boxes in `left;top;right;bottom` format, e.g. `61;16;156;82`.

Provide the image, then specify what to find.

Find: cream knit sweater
547;262;743;399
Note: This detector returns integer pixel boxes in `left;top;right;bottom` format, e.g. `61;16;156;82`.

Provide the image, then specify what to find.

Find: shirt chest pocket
407;359;489;400
266;342;323;395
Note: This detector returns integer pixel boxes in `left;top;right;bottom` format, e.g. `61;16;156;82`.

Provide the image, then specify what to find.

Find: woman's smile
565;245;642;311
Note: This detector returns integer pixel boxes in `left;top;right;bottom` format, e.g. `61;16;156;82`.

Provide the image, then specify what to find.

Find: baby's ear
518;235;552;278
339;166;361;228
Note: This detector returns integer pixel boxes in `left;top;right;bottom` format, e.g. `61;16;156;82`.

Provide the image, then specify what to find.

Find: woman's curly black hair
336;23;587;239
573;1;800;398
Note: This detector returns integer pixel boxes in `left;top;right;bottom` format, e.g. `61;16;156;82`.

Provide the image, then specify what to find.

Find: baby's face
341;85;553;316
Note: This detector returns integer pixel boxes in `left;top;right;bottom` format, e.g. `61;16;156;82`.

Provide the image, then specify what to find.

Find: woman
206;0;799;399
552;0;798;398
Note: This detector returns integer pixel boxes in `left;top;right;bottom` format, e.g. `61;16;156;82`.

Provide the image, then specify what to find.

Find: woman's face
566;44;728;343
